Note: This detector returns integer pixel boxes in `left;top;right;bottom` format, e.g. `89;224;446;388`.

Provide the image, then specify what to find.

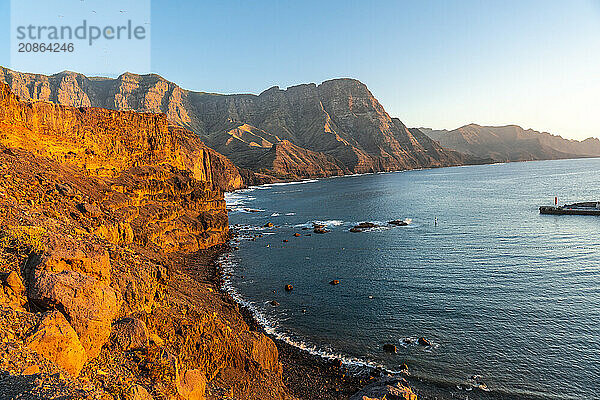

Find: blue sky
1;0;599;139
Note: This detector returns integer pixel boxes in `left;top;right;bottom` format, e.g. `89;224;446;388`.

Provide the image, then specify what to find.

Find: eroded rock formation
0;83;291;399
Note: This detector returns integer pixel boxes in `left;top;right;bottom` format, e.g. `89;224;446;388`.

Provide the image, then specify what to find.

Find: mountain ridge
420;124;600;162
0;66;481;179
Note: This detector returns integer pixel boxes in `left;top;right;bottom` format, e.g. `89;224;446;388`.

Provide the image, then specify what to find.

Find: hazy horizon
1;0;598;140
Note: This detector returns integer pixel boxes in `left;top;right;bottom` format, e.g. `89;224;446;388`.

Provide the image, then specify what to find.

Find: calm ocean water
222;158;600;399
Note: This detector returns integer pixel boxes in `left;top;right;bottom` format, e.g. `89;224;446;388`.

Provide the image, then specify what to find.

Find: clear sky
1;0;599;139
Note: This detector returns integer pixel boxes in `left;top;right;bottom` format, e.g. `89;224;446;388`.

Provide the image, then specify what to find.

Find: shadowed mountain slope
1;67;480;178
421;124;600;162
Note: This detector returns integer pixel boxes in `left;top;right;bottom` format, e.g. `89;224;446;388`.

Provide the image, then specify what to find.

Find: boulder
0;271;27;310
242;331;281;373
77;202;102;218
22;365;41;375
25;310;87;376
110;317;149;351
350;376;417;400
6;271;25;293
176;369;206;400
28;268;119;359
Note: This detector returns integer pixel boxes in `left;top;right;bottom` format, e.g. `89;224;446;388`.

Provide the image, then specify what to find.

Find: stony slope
0;82;292;399
421;124;600;162
1;67;478;178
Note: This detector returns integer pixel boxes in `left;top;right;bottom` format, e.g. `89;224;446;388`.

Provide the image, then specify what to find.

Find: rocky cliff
0;83;291;399
421;124;600;162
1;67;478;179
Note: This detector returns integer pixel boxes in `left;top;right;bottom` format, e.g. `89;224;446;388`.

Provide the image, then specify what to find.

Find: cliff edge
0;82;290;399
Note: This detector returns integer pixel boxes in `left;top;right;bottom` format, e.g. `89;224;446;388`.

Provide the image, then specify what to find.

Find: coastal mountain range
1;66;598;181
0;67;478;179
421;125;600;162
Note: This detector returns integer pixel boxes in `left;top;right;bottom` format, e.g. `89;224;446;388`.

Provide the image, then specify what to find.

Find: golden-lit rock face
25;310;88;377
0;83;291;399
0;82;229;252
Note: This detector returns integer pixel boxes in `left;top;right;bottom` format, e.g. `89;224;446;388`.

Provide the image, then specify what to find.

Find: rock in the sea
25;310;87;376
270;300;280;306
282;239;288;242
110;317;149;351
349;376;417;400
383;344;397;353
349;222;379;232
285;285;293;292
388;220;408;226
314;227;329;234
177;369;206;400
264;222;274;228
329;280;340;285
293;233;301;237
331;358;343;368
418;337;431;346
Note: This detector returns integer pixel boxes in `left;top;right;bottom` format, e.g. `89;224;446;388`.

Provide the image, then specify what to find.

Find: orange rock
25;311;87;376
29;268;119;359
22;364;40;375
126;384;154;400
176;369;206;400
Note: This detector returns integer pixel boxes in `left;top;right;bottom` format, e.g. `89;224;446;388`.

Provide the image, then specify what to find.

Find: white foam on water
294;220;345;228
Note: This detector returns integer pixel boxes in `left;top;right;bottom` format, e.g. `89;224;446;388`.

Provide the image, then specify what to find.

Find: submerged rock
388;220;408;226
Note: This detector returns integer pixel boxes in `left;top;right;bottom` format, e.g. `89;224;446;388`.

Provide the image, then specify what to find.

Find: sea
221;158;600;399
